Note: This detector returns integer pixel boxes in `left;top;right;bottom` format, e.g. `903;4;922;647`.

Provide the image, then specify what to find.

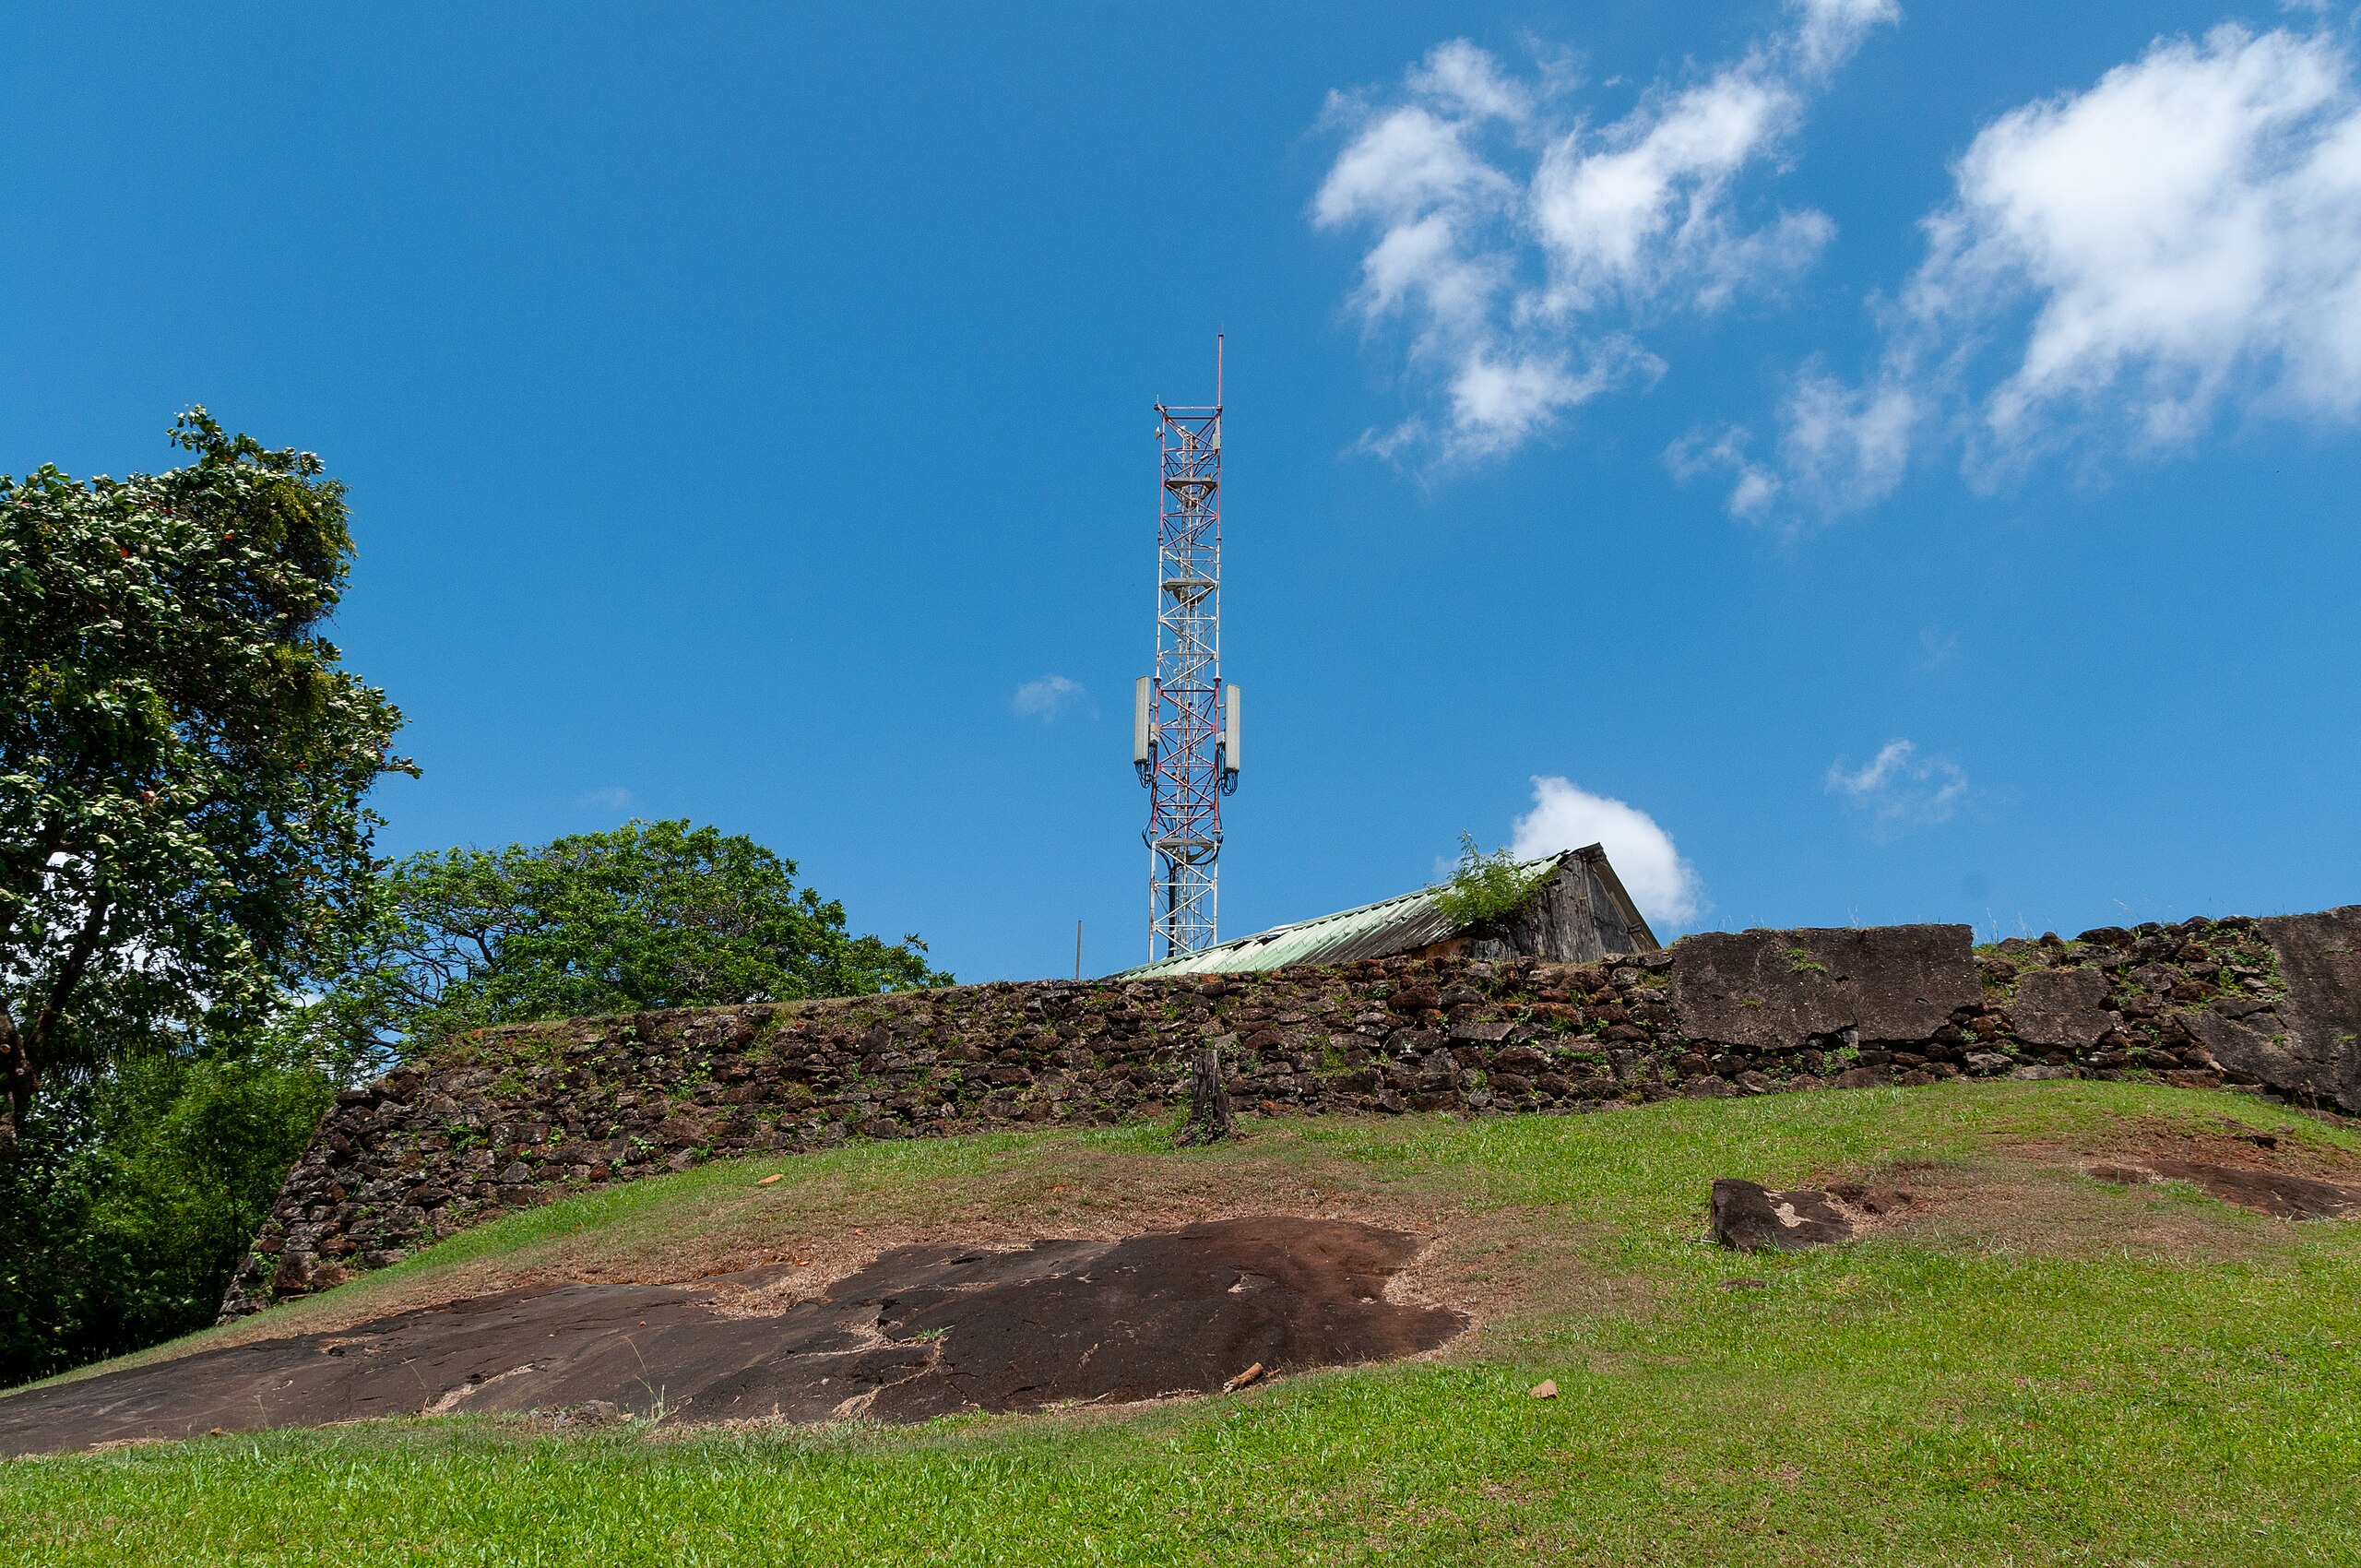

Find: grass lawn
6;1079;2361;1565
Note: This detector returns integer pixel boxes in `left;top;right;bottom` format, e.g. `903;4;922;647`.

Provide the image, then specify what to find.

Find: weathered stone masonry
223;906;2361;1319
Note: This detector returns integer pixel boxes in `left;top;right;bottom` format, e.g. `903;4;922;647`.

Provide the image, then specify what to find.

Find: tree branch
25;894;113;1073
0;1008;31;1149
0;816;70;959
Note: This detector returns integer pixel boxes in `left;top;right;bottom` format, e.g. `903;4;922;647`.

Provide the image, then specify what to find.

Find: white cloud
577;786;635;812
1712;21;2361;517
1826;740;1967;835
1774;370;1917;512
1666;424;1782;517
1525;66;1839;321
1012;675;1089;720
1315;6;1898;461
1509;775;1704;928
1935;24;2361;453
1793;0;1904;77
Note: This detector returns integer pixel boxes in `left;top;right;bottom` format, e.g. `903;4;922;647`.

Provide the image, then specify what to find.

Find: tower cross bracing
1137;344;1238;959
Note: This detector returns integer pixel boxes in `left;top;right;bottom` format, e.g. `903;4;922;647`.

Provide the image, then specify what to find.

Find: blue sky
4;2;2355;980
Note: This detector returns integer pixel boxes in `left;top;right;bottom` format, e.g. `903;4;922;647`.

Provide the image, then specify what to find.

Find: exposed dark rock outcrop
1708;1180;1856;1251
0;1218;1463;1455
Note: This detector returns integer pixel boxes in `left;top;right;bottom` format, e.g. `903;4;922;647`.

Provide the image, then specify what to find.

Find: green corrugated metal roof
1115;854;1565;979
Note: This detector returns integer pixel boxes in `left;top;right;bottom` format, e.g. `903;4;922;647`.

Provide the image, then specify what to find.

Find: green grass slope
6;1080;2361;1566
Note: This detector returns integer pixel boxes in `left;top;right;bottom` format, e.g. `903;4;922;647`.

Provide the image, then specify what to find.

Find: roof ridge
1114;849;1584;979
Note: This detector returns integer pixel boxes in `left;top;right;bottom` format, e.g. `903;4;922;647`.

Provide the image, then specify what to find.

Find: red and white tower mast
1133;339;1240;958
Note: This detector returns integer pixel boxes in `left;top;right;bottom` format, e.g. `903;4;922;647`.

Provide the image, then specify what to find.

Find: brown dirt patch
2084;1161;2361;1219
2044;1113;2361;1218
0;1217;1465;1456
2070;1113;2361;1180
1821;1158;2276;1259
1800;1119;2361;1259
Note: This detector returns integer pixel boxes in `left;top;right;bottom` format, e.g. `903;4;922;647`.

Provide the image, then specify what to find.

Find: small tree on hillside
0;411;410;1148
303;819;951;1061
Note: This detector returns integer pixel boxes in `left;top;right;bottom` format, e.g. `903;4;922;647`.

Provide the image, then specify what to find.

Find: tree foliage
0;411;410;1146
0;1051;332;1385
303;819;951;1059
0;413;955;1385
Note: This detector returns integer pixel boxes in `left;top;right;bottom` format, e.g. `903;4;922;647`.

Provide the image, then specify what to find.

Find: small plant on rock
1433;835;1549;930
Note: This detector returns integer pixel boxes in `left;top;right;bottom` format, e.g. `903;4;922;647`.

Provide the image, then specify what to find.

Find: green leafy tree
0;410;410;1148
0;1050;332;1384
305;819;950;1058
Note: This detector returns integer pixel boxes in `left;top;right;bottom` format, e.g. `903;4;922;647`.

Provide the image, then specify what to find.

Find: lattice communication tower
1133;339;1240;959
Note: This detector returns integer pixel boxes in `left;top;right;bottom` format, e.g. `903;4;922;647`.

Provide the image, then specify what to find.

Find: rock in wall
1669;925;1983;1049
221;909;2361;1320
2245;908;2361;1107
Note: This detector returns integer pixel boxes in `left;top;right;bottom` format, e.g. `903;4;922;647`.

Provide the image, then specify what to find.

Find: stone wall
223;906;2361;1320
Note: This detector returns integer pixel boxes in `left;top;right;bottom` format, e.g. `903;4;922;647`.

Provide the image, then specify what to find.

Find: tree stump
1178;1043;1233;1146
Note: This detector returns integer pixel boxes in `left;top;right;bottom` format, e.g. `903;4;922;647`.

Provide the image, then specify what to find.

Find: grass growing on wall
6;1081;2361;1565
